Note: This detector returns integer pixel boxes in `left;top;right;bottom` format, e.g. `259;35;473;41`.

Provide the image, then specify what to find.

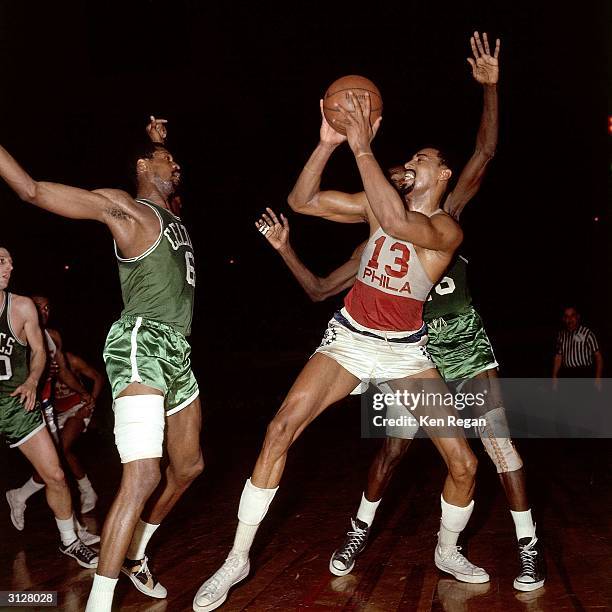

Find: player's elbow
287;191;311;213
20;180;39;204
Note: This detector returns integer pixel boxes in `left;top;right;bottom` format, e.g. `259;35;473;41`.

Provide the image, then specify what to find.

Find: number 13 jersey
115;199;195;337
343;227;434;332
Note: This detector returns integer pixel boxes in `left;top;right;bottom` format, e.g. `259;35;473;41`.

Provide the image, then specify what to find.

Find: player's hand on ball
255;208;290;251
146;115;168;143
11;380;37;412
319;100;347;146
467;31;500;85
337;91;382;157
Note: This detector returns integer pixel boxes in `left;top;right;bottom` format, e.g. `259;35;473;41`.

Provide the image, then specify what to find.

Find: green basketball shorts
104;315;199;415
0;395;45;448
426;306;498;382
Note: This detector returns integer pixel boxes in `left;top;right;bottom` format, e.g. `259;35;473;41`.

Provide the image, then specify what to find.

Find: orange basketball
322;75;383;135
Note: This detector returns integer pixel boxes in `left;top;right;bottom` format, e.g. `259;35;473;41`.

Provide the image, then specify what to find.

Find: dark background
2;0;610;398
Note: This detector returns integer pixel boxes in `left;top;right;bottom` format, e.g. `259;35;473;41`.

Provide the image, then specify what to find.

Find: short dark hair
127;141;167;188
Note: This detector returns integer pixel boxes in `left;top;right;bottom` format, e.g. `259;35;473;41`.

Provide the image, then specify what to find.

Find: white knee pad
113;395;165;464
478;407;523;474
237;478;278;525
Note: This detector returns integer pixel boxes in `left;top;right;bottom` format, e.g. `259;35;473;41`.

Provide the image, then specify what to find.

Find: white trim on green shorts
166;389;199;416
129;317;143;383
10;422;46;449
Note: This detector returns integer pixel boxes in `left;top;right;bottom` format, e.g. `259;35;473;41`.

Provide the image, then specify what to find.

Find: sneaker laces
135;556;154;582
71;539;97;563
337;521;367;563
203;554;242;595
443;546;480;571
518;538;538;576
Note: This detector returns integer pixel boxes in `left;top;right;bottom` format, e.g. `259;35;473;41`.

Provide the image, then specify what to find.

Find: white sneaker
80;488;98;514
193;553;250;611
76;520;100;546
435;545;490;584
6;490;26;531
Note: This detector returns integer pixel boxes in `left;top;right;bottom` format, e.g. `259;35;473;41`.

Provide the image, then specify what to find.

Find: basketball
322;75;383;135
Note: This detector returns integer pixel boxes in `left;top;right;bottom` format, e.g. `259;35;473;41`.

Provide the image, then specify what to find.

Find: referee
552;306;603;389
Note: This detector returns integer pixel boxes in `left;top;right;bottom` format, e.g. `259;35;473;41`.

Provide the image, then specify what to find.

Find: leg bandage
478;407;523;474
113;395;165;464
237;478;278;525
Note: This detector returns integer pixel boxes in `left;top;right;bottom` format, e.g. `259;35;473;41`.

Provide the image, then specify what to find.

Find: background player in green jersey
0;248;99;568
255;32;544;592
0;117;203;611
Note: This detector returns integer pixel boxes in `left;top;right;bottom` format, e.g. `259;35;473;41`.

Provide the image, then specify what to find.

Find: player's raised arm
11;297;46;411
287;101;368;223
444;32;500;220
255;207;362;301
0;142;136;223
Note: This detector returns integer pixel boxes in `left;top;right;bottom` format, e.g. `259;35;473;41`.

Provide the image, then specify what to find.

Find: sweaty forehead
416;148;440;159
0;248;11;259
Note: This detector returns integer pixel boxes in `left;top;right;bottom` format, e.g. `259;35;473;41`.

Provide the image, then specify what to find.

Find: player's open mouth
404;169;416;187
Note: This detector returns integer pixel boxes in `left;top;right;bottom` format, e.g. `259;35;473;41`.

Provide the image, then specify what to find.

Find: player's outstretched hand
255;207;290;251
146;115;168;144
337;91;382;158
319;100;347;146
467;31;500;85
11;380;37;412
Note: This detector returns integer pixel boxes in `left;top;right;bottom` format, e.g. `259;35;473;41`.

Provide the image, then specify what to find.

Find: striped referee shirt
556;325;600;368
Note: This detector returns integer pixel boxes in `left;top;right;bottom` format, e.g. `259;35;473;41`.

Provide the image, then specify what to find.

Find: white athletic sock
438;495;474;551
231;521;260;557
510;509;536;541
230;478;278;559
127;519;160;561
77;475;94;494
16;477;45;502
56;515;77;546
356;492;381;527
85;574;118;612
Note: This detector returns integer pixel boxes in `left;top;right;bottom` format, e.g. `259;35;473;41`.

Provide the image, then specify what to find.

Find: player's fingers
336;104;354;124
280;213;289;229
474;31;485;56
494;38;501;59
157;118;168;123
266;208;280;224
262;213;274;226
363;91;371;118
467;57;476;71
372;116;382;138
470;35;478;59
483;32;490;55
351;91;366;118
319;98;324;116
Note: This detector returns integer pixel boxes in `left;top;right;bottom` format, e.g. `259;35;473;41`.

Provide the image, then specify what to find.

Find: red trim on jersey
344;279;425;331
54;392;82;413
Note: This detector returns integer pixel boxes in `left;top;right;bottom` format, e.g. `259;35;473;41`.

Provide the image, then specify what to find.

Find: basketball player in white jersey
193;32;498;612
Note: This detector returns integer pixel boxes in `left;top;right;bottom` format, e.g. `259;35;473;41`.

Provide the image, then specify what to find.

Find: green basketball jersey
0;293;29;394
115;199;195;336
423;255;472;321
